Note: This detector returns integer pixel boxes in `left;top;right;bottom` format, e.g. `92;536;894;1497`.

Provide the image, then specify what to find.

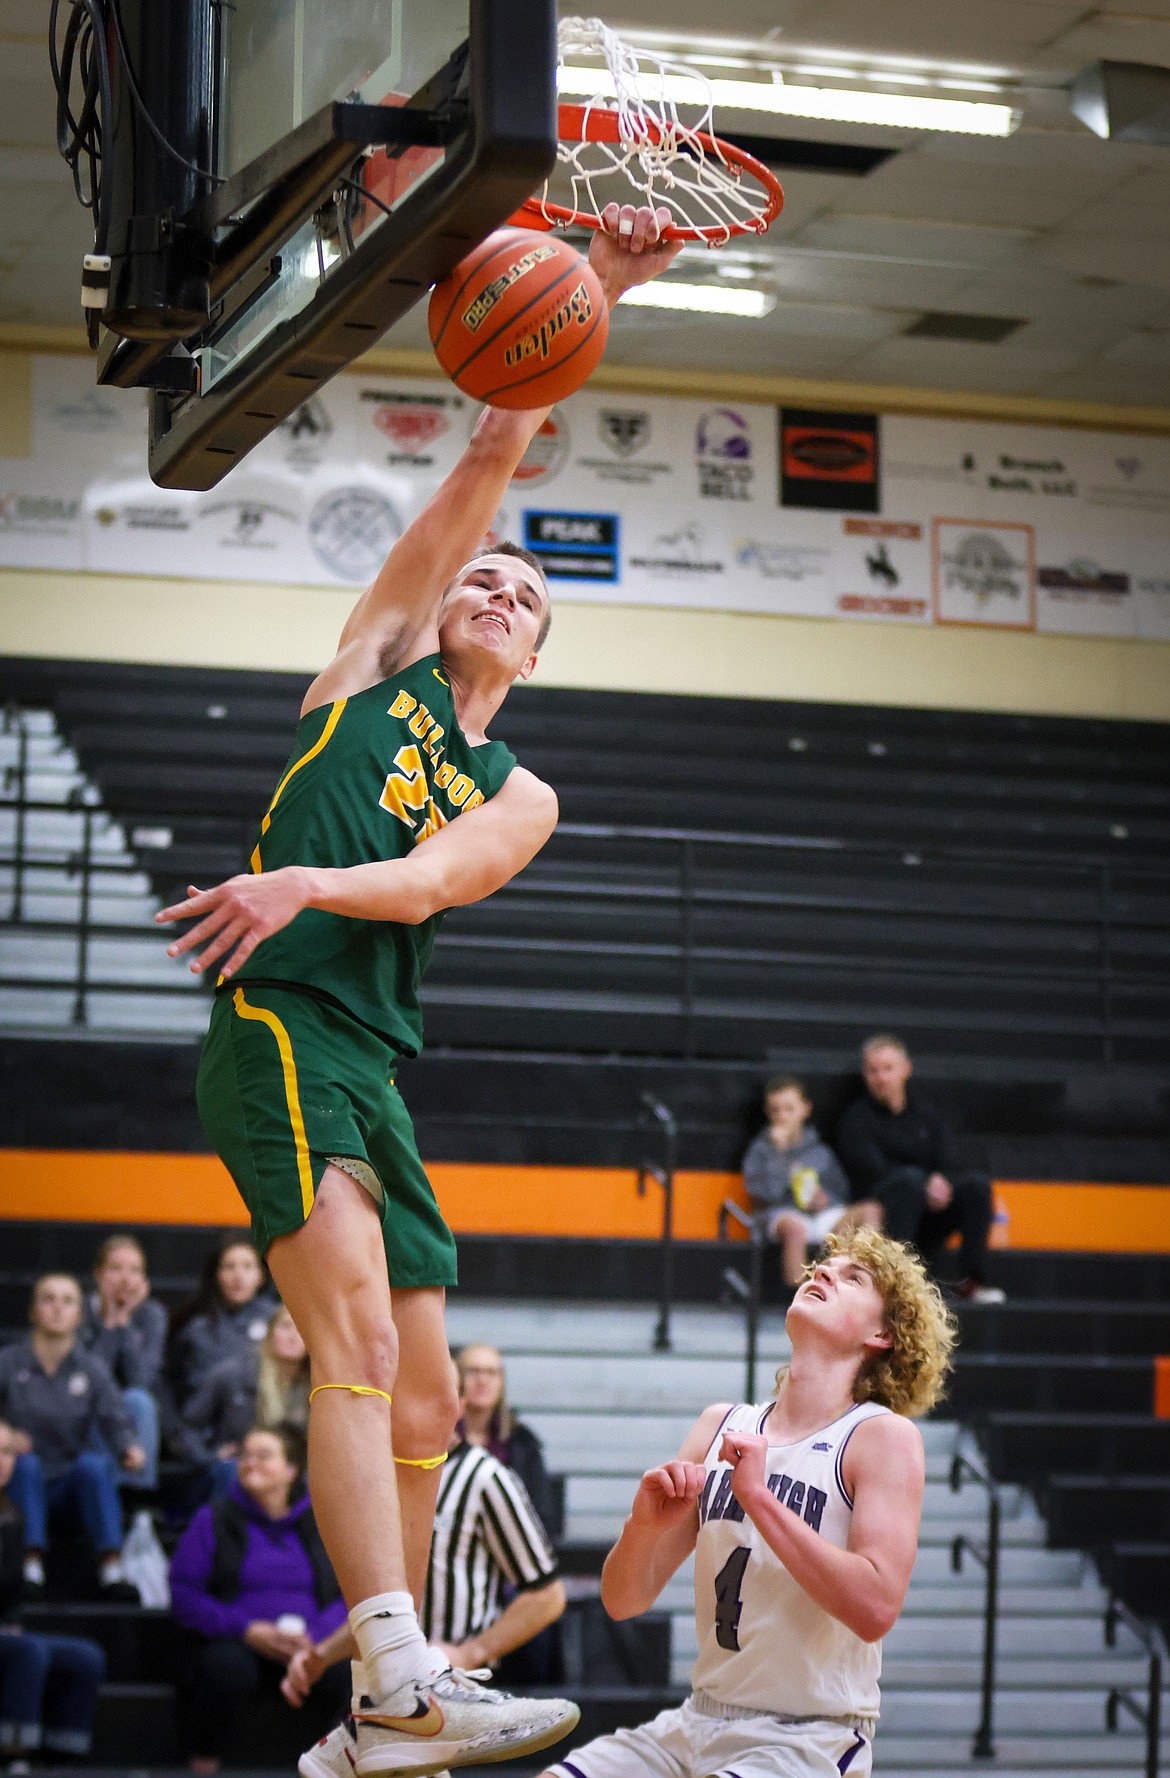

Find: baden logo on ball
428;228;609;410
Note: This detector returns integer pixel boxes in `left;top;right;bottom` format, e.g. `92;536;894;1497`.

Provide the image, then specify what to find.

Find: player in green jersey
157;205;680;1778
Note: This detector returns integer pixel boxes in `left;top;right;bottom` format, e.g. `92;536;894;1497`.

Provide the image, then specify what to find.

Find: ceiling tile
791;212;1033;265
774;250;974;309
1100;329;1170;368
1043;364;1170;403
1034;11;1170;67
603;316;861;378
947;265;1170;332
1037;231;1170;292
851;335;1086;393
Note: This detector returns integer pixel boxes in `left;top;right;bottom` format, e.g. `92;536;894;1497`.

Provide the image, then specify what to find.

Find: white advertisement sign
2;355;1169;642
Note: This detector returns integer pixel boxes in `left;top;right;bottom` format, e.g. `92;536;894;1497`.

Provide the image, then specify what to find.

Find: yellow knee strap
395;1452;449;1470
308;1384;393;1406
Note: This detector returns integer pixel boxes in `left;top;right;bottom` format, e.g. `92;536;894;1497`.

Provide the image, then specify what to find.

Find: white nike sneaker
299;1716;359;1778
299;1715;453;1778
351;1666;580;1777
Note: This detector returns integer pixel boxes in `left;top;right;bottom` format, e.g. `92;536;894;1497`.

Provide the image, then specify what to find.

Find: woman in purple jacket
170;1422;348;1773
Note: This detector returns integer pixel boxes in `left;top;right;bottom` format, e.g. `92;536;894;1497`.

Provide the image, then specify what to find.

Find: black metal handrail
949;1447;1002;1759
1105;1595;1165;1778
718;1198;764;1402
635;1092;678;1353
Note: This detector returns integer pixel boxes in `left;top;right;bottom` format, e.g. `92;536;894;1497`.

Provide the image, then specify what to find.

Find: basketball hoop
516;17;784;245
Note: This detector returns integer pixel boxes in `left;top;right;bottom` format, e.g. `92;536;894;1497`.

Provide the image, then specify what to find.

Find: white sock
22;1554;45;1587
349;1593;429;1699
350;1658;369;1709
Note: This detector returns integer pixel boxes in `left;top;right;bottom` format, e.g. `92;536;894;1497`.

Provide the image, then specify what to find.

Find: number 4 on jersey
714;1547;750;1651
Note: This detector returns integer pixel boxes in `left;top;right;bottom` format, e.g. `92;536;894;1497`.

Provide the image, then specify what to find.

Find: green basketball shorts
197;983;457;1290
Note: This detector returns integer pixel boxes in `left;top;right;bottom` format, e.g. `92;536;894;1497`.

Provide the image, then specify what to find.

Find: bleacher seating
3;656;1169;1193
1;656;1168;1770
2;656;1169;1075
0;1221;1166;1775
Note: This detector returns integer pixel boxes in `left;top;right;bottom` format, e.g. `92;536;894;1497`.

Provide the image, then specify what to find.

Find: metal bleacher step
879;1690;1153;1733
445;1298;795;1359
859;1738;1163;1771
880;1657;1149;1688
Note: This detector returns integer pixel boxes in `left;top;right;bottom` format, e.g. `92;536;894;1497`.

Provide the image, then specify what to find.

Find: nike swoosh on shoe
354;1700;446;1739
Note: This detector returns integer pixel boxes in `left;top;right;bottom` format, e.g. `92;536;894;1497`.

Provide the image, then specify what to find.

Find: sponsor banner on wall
780;408;880;513
1;355;1169;640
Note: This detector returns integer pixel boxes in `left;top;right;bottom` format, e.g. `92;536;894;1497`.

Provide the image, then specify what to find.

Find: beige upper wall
2;342;1169;722
2;565;1169;721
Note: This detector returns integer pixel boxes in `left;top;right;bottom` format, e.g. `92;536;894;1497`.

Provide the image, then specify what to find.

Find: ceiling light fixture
556;65;1019;135
618;282;775;317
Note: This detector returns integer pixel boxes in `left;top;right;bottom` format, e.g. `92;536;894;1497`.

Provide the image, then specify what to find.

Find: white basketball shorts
548;1696;874;1778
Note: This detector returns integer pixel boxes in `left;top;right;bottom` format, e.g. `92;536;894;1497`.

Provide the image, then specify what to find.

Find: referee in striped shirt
424;1437;565;1673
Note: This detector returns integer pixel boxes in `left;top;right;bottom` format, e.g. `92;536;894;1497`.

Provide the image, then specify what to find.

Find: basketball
428;227;609;409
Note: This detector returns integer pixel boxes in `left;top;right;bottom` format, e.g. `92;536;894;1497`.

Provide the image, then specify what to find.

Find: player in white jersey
542;1227;955;1778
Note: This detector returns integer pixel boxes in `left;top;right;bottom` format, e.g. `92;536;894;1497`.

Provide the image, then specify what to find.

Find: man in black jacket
836;1036;1005;1303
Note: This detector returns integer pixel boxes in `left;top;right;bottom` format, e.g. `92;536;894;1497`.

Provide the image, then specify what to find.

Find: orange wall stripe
994;1181;1170;1254
1;1152;1170;1251
0;1149;746;1239
1155;1357;1170;1421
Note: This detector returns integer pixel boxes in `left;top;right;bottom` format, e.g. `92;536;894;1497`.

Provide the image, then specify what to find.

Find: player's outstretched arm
156;766;557;978
720;1412;924;1642
601;1402;730;1621
300;205;682;716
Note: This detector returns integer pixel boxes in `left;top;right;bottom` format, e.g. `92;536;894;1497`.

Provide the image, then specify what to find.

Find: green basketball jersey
232;653;516;1054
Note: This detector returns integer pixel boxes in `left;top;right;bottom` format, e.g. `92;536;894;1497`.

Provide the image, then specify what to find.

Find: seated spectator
284;1370;564;1710
0;1419;106;1762
454;1343;555;1530
170;1424;348;1775
168;1235;275;1411
180;1307;310;1495
836;1034;1005;1304
741;1076;882;1288
0;1274;143;1597
80;1233;167;1490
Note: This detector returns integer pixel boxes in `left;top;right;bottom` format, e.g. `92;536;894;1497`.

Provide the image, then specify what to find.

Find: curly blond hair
780;1226;957;1419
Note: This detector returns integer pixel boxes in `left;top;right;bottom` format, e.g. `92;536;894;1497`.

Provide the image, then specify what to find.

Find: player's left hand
591;203;682;300
156;867;312;978
720;1428;770;1506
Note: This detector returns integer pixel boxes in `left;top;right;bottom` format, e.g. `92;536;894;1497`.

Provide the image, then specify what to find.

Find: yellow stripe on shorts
232;989;315;1219
250;698;346;873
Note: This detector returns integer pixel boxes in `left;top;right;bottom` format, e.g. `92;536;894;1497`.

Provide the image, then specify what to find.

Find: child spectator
170;1424;348;1774
180;1307;310;1495
167;1236;275;1411
0;1419;106;1762
80;1233;167;1490
0;1275;143;1598
741;1076;882;1289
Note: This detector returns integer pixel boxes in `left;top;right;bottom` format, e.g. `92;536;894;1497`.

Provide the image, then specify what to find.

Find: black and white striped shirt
422;1443;558;1645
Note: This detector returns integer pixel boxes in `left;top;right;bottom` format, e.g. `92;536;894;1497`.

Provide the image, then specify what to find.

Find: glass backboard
144;0;557;489
198;0;469;397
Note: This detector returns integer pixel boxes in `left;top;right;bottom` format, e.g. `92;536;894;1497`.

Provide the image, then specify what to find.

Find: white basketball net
533;16;777;244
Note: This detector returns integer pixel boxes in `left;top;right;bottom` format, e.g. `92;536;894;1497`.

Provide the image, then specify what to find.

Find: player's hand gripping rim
590;202;684;303
155;866;311;979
